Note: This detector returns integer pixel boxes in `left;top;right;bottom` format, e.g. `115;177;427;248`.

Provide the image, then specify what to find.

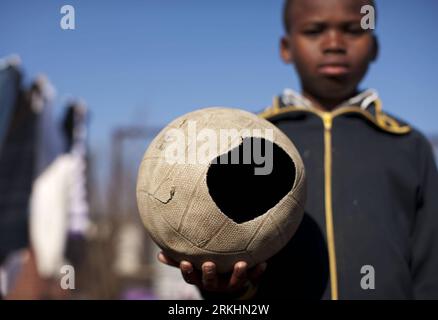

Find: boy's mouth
318;63;350;77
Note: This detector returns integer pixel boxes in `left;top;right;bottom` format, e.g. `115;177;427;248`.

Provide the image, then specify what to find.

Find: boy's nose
321;30;346;54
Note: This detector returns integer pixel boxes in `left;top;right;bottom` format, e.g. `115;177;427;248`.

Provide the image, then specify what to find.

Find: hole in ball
207;137;296;224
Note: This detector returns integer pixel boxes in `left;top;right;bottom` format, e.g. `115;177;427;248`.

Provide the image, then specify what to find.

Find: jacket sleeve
411;137;438;299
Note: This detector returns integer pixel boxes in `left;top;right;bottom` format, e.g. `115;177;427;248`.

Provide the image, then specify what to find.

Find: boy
159;0;438;299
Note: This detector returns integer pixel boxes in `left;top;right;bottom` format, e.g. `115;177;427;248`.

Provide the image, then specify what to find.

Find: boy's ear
371;34;379;62
280;36;294;64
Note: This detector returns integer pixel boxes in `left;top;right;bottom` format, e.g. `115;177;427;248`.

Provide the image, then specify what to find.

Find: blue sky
1;0;438;191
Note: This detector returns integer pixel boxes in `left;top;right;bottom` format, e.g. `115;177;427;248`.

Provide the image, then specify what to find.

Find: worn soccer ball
136;107;306;273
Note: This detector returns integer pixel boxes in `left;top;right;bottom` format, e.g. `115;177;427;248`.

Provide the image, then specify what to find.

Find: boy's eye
303;29;321;35
302;26;324;36
345;24;366;35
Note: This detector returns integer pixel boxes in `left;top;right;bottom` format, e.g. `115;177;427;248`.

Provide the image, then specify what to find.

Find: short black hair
283;0;376;33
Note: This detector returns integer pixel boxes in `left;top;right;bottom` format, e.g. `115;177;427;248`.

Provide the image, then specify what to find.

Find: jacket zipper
321;112;338;300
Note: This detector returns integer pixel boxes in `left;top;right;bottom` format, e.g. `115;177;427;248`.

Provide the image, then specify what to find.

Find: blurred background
0;0;437;299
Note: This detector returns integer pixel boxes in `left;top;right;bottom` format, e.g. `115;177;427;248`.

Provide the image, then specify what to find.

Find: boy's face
281;0;377;104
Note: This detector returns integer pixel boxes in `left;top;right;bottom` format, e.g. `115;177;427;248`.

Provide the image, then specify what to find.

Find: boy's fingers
159;254;266;292
157;251;179;268
180;260;202;286
228;261;248;290
202;262;218;290
248;262;267;284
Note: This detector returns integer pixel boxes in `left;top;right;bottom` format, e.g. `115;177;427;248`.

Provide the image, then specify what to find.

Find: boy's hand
157;251;267;294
